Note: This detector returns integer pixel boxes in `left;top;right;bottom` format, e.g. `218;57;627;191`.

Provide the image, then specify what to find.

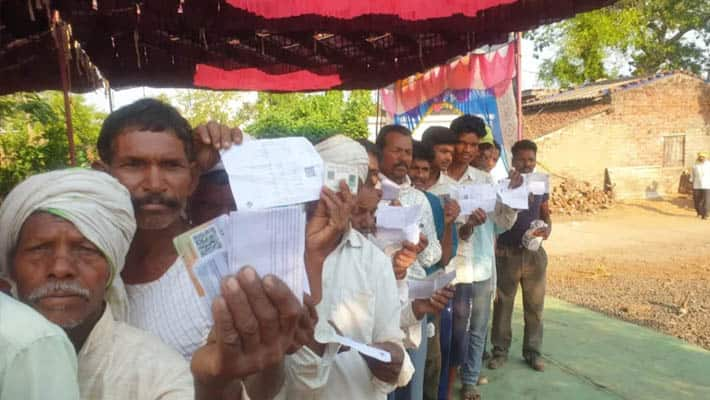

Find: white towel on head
315;134;369;183
0;168;136;322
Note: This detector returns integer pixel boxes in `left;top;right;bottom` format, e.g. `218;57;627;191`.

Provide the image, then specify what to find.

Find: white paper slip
332;334;392;363
229;205;308;303
324;162;359;194
376;204;422;229
380;176;400;201
408;269;456;299
175;205;309;307
374;204;422;253
455;184;497;214
220;137;324;210
497;179;529;210
525;173;550;195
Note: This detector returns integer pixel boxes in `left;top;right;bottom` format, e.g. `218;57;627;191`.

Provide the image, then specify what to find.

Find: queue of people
0;98;552;400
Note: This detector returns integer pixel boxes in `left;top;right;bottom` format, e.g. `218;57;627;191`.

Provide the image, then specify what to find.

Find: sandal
461;383;481;400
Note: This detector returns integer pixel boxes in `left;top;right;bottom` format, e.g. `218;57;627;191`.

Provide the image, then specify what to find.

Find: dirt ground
545;195;710;350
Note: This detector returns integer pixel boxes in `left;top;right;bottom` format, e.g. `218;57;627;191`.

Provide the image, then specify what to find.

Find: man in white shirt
1;168;289;399
92;98;313;398
283;135;414;399
444;115;521;398
691;152;710;220
1;292;80;400
375;125;443;349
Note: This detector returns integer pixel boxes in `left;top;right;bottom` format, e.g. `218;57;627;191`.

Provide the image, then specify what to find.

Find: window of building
662;135;685;167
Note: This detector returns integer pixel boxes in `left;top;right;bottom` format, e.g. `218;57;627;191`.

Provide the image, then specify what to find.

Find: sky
83;38;549;114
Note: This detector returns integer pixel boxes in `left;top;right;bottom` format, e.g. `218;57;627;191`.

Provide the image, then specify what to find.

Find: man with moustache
489;140;551;373
375;125;442;348
282;135;415;399
92;98;322;398
0;169;302;399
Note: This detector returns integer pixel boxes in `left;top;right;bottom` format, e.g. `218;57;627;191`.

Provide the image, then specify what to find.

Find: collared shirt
126;258;212;360
283;229;414;400
428;172;457;196
0;293;80;400
449;166;517;283
691;161;710;189
378;174;442;349
78;305;194;400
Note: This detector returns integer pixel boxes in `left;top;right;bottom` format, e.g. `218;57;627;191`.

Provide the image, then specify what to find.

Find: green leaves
0;92;105;196
530;0;709;87
245;91;374;143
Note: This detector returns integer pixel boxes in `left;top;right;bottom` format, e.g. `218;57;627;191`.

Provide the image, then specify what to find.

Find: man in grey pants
488;140;552;372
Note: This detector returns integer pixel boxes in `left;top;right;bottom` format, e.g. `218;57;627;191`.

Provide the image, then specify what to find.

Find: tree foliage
529;0;709;87
245;91;375;143
0;92;105;195
156;90;255;128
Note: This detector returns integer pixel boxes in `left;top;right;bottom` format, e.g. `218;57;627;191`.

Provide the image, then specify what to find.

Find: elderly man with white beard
0;169;304;400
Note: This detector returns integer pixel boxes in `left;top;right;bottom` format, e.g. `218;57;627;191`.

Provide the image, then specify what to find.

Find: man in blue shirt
489;140;552;373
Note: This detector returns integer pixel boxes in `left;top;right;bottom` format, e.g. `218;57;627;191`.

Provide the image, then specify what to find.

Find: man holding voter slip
187;132;417;399
489;139;552;374
441;115;522;400
374;125;455;400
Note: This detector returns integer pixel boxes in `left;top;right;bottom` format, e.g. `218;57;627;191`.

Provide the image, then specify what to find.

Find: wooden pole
52;19;76;166
375;89;381;134
515;32;524;141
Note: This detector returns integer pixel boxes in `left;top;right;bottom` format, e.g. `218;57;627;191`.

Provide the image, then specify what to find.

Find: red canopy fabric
0;0;617;94
194;64;343;91
225;0;515;20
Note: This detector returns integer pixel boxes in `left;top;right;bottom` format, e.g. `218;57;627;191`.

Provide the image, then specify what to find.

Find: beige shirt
283;230;414;400
78;306;194;400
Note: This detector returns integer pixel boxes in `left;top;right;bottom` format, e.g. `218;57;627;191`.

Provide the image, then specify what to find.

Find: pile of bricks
550;179;614;215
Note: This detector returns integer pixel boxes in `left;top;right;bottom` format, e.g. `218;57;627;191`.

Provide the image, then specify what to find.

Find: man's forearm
459;222;474;241
243;362;285;400
195;380;241;400
440;222;454;267
305;252;326;304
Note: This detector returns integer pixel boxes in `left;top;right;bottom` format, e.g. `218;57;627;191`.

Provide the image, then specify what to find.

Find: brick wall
526;74;710;198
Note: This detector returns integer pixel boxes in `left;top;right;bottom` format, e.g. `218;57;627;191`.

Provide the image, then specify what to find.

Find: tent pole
53;20;77;166
375;89;381;135
515;32;523;141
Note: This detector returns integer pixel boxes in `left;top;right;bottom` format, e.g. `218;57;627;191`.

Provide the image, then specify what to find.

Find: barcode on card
191;226;223;258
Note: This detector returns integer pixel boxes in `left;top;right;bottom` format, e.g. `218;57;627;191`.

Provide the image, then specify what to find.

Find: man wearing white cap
0;169;302;399
691;152;710;220
282;135;414;399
